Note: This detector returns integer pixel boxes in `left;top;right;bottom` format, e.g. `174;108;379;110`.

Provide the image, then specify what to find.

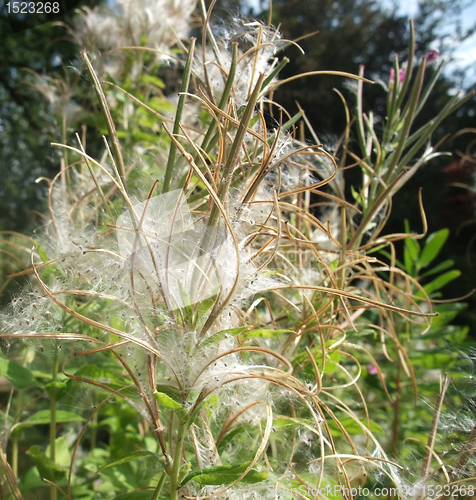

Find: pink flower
366;364;378;375
427;49;439;62
389;66;407;86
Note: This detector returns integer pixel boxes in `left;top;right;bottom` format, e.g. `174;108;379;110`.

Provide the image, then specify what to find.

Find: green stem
11;388;23;478
262;57;289;90
11;433;18;479
169;419;186;500
381;58;426;187
49;352;59;500
151;471;167;500
348;170;405;249
61;112;69;203
208;73;265;228
391;359;401;458
90;400;98;452
163;38;196;193
355;65;367;159
81;51;127;191
198;43;238;158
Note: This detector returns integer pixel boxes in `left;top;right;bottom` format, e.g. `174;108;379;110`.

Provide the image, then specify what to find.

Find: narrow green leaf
404;237;420;262
431;302;467;327
262;57;289;89
403;245;414;276
420;270;461;296
82;51;126;187
419;229;449;267
193;294;218;327
32;241;49;263
0;357;40;389
210;72;266;222
420;259;454;278
198;43;238;158
163;38;196;193
98;450;161;473
180;462;267;487
216;426;250;453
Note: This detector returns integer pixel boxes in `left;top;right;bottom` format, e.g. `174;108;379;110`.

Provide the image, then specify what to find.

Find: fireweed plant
1;3;475;499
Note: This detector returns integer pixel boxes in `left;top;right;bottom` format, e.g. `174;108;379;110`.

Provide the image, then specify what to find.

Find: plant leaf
0;357;40;389
113;492;153;500
74;364;126;389
32;241;49;263
420;269;461;296
45;380;72;402
328;417;383;436
180;462;267;487
141;75;165;89
26;445;66;483
98;450;162;473
419;229;449;267
155;384;182;403
241;329;294;338
153;391;187;417
197;327;248;351
21;410;84;427
420;259;454;278
404;237;420;262
431;302;467;327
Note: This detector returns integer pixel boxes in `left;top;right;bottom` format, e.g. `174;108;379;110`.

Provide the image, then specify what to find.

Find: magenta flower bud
427;49;439;62
389;65;407;86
